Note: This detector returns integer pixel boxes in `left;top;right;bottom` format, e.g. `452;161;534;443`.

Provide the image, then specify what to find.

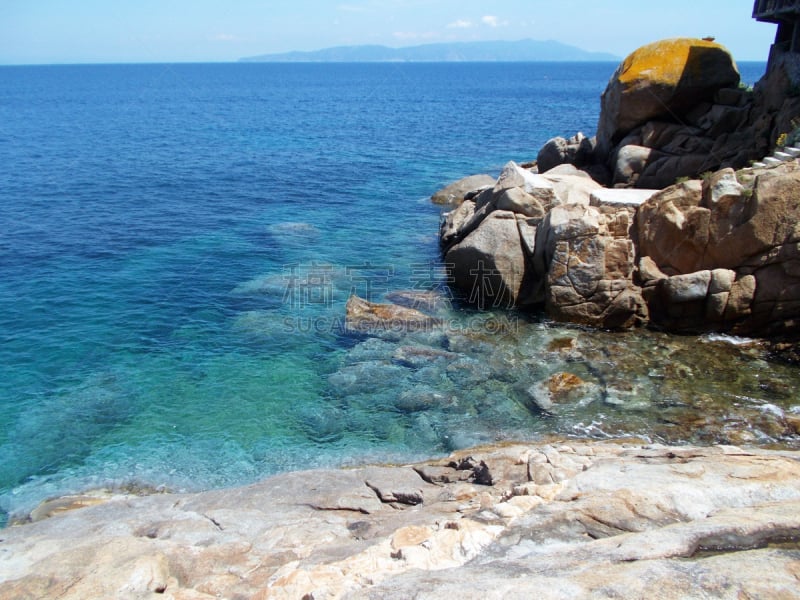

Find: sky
0;0;777;65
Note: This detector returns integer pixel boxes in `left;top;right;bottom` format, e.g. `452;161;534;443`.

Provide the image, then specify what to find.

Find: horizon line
0;58;770;68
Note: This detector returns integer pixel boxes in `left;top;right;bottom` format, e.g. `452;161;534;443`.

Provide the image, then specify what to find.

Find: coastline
2;437;799;598
2;35;800;598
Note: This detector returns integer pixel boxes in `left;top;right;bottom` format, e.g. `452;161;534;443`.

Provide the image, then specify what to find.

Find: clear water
0;61;786;525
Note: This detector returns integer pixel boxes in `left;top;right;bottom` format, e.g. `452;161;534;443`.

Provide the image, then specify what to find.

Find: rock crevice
4;441;800;599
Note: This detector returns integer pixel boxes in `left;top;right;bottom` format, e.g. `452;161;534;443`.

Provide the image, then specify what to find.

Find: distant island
240;39;620;63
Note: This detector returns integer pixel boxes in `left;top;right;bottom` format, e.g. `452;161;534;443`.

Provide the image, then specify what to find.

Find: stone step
750;161;767;168
783;146;800;157
763;156;784;166
773;151;796;162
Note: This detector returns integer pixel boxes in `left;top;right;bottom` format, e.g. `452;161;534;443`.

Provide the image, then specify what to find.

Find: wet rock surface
2;441;800;599
321;304;800;457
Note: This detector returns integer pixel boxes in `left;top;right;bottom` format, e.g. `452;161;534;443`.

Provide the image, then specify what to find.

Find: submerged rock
385;289;452;314
345;295;441;334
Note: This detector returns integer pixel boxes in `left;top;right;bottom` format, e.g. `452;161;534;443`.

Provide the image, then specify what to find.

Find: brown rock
431;174;496;205
635;179;707;274
597;38;740;155
547;372;586;396
345;295;440;334
391;526;432;550
540;204;648;329
639;163;800;274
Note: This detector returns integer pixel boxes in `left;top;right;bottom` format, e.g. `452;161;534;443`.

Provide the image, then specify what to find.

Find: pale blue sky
0;0;777;65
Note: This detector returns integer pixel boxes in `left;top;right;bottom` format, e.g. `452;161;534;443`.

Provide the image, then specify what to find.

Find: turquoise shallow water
1;61;790;525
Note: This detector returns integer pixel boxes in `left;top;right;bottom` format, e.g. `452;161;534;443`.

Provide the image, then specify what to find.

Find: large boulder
431;174;496;206
597;38;740;157
445;210;536;309
537;132;596;173
540;204;648;328
637;162;800;334
440;162;607;311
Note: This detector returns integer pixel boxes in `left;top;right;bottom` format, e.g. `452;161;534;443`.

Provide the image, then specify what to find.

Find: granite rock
3;441;800;599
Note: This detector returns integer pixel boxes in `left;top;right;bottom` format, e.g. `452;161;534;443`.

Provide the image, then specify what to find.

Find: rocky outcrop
637;161;800;335
2;441;800;599
431;174;496;205
596;38;741;157
438;157;800;335
434;37;800;336
539;39;800;189
440;161;630;314
439;161;650;328
542;203;648;329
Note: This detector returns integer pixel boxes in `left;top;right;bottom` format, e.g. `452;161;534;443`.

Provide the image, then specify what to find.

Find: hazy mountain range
240;39;619;63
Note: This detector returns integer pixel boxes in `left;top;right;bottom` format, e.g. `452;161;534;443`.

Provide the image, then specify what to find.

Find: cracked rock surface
2;441;800;599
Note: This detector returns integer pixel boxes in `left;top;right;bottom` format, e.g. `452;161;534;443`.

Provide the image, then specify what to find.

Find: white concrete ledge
589;188;660;208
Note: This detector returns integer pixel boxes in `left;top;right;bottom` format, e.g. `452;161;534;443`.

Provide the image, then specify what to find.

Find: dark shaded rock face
596;38;741;158
540;39;800;190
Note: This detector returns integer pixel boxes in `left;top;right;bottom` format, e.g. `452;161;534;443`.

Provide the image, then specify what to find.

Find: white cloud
447;19;473;29
481;15;508;28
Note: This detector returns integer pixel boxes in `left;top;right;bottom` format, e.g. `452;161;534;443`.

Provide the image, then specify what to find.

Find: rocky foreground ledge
2;440;800;599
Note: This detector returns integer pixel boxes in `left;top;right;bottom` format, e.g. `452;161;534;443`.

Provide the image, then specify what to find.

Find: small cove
1;60;793;526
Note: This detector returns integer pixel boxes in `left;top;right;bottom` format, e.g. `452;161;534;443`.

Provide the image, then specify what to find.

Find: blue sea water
0;61;776;524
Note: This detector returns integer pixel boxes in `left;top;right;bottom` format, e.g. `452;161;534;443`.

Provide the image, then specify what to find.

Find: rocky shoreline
2;439;800;598
436;38;800;339
4;37;800;600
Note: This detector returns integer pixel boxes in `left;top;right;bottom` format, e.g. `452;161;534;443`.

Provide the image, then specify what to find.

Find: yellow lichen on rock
597;37;740;155
617;38;735;88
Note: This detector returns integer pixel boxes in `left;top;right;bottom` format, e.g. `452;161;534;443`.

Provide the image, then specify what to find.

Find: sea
0;60;788;526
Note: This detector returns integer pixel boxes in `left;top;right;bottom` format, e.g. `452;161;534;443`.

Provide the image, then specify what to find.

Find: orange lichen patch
546;337;577;353
547;372;586;396
618;38;736;87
